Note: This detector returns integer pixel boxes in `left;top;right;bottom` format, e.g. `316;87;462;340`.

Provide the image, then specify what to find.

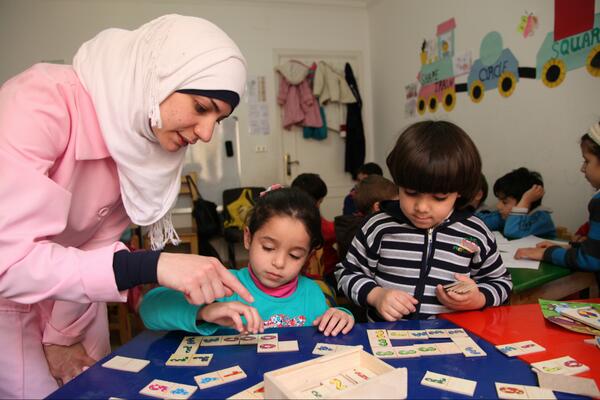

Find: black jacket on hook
344;63;365;179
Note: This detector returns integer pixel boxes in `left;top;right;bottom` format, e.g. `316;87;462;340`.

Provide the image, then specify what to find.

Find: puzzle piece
139;379;197;399
496;340;545;357
531;356;589;375
452;336;487;357
495;382;555;399
102;355;150;372
421;371;477;396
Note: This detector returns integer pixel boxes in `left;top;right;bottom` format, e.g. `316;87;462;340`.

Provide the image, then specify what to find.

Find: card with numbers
531;356;589;375
495;382;556;399
421;371;477;396
496;340;545;357
102;355;149;372
139;379;197;399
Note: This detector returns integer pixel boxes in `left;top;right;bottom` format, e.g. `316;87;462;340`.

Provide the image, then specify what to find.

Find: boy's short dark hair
478;174;488;205
493;167;544;210
291;173;327;203
386;120;481;209
357;162;383;177
354;175;398;214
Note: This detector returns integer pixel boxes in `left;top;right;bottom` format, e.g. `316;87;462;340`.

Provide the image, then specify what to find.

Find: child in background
335;175;398;260
516;122;600;271
140;187;354;336
336;120;512;321
291;173;338;284
343;162;383;215
467;174;491;213
478;167;556;239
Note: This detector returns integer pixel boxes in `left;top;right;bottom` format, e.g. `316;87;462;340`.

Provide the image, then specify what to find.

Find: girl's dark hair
386;120;482;209
581;134;600;159
246;187;323;250
493;167;544;210
290;173;327;203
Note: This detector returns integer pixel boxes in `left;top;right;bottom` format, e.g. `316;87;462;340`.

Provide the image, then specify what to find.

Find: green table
508;262;598;304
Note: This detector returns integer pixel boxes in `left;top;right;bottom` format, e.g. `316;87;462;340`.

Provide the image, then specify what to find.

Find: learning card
371;347;398;359
257;342;279;353
221;335;241;345
139;379;197;399
295;384;331;399
414;343;443;356
535;370;600;398
194;371;224;389
495;382;556;399
218;365;247;383
421;371;477;396
322;374;356;392
175;336;201;355
342;367;377;382
166;353;193;366
257;333;278;343
436;341;463;355
560;306;600;329
452;336;487;357
426;329;450;338
312;343;337;355
446;328;469;338
531;356;589;375
199;335;224;347
190;353;213;367
386;330;413;340
393;345;420;358
496;340;545;357
239;334;259;345
276;340;299;352
102;355;150;372
367;329;391;348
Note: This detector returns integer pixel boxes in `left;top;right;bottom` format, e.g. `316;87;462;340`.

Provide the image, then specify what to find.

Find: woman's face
152;93;232;152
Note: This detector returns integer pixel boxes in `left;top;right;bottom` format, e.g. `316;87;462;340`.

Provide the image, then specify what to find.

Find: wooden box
263;346;407;399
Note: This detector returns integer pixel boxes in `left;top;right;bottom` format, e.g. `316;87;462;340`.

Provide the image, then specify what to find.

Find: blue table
47;319;586;399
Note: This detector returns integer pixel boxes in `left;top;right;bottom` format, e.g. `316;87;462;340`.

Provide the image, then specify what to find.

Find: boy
343;162;383;215
477;167;556;239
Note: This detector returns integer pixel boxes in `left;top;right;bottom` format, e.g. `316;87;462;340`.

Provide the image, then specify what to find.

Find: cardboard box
263;346;407;399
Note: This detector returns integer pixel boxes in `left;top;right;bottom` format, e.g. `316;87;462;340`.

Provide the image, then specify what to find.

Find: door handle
284;153;300;176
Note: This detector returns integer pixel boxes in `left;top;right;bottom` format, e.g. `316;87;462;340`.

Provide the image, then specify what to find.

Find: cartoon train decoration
416;4;600;115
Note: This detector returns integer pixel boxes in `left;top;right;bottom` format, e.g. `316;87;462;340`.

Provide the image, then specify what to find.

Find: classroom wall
367;0;600;232
0;0;374;201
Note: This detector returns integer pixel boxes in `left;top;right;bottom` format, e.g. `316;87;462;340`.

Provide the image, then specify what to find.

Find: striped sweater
543;191;600;271
335;201;512;321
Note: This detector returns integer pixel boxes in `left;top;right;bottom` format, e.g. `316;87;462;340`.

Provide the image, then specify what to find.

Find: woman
0;15;253;398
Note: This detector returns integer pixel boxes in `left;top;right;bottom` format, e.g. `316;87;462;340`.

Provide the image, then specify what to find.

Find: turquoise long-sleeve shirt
140;267;348;335
476;206;556;239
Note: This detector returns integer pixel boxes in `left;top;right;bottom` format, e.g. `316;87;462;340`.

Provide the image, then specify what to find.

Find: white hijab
73;15;247;249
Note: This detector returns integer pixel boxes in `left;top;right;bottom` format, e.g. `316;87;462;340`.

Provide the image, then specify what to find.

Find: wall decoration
517;12;539;38
409;0;599;116
404;82;418;118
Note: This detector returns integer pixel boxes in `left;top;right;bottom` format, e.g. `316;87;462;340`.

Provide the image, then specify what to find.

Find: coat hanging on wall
344;63;365;179
276;60;323;130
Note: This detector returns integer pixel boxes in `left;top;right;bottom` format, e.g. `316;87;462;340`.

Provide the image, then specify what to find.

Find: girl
0;15;252;398
516;122;600;270
336;120;513;321
140;187;355;337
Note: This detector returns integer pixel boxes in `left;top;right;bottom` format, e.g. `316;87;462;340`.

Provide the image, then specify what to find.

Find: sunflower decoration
498;71;517;97
469;80;485;103
417;97;427;115
441;88;456;112
428;95;438;113
541;58;566;88
586;44;600;77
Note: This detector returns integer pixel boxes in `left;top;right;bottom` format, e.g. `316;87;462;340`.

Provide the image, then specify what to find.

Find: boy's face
496;194;518;219
398;187;459;229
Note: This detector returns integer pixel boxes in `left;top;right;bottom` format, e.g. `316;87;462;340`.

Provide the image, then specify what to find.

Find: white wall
368;0;600;231
0;0;373;201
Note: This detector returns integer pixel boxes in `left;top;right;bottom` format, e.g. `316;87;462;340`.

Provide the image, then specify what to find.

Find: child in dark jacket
336;120;512;321
477;167;556;239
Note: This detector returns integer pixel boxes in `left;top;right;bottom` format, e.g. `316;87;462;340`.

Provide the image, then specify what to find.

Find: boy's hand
197;301;263;334
436;274;485;311
514;247;545;261
313;308;355;336
517;184;544;209
367;287;418;321
535;240;569;249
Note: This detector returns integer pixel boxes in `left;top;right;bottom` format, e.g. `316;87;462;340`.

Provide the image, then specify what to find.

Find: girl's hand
514;247;545;261
313;308;355;336
435;274;485;311
366;287;418;321
43;343;96;386
197;301;263;334
157;253;254;305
